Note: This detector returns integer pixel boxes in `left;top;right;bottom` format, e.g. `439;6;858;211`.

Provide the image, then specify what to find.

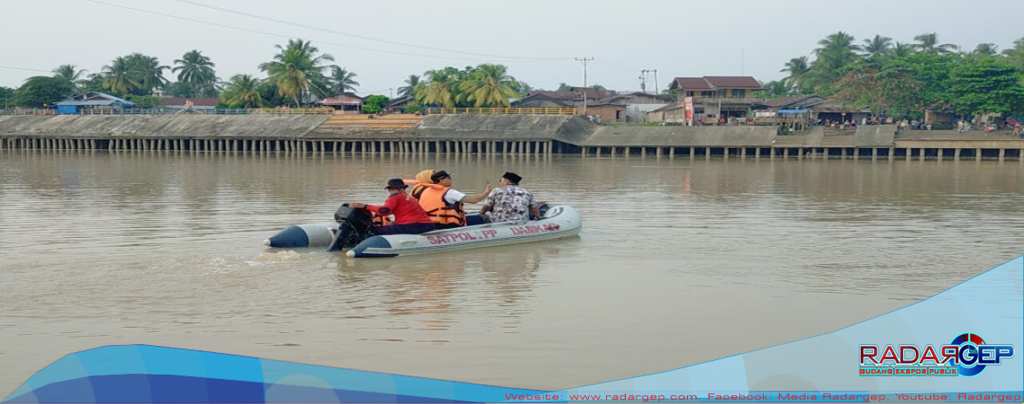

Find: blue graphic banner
4;256;1021;403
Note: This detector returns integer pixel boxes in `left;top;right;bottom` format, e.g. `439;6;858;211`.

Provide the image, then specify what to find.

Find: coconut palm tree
328;66;359;94
780;56;810;89
125;53;169;95
1002;37;1024;74
259;39;334;106
101;56;135;96
221;74;264;108
971;43;999;56
810;31;862;92
52;64;87;84
416;68;460;107
861;35;893;58
889;42;917;59
457;64;519;107
398;74;420;98
172;50;217;98
914;33;956;55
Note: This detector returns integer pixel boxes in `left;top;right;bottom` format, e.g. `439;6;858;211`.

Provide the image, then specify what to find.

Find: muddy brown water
1;151;1022;397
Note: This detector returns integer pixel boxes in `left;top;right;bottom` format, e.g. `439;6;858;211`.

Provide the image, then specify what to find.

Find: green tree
971;43;999;56
808;31;862;94
259;39;334;106
861;35;893;59
948;55;1024;115
221;74;265;108
889;42;917;59
172;50;218;98
757;80;794;98
126;95;166;108
52;64;88;91
457;63;519;107
1001;37;1024;74
14;76;74;107
398;74;420;98
362;94;389;113
416;67;461;107
126;53;169;95
0;86;16;108
556;83;572;92
833;59;925;117
101;56;135;96
914;33;957;55
780;56;811;92
328;66;359;94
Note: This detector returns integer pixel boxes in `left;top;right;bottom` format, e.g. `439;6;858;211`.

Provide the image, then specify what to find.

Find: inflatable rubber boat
264;204;582;258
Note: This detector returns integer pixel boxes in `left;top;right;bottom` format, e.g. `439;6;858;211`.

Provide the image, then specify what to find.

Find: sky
2;0;1023;96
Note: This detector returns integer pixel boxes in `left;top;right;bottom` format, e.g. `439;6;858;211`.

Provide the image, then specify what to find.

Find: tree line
762;32;1024;118
0;38;542;111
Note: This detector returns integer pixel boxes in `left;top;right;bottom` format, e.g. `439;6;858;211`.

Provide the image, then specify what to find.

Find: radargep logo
859;333;1014;377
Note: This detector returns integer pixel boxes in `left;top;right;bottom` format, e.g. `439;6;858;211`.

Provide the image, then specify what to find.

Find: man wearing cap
349;179;435;235
479;172;541;224
418;170;492;229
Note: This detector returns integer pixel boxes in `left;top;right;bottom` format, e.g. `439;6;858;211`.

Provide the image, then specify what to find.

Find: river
1;150;1022;397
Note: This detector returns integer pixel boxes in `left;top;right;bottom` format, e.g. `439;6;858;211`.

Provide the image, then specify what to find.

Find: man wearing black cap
349;179;436;235
479;172;540;224
418;170;492;229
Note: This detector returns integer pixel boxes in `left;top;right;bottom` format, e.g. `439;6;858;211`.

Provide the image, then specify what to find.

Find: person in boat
348;179;435;235
406;169;435;200
479;172;541;225
419;170;492;229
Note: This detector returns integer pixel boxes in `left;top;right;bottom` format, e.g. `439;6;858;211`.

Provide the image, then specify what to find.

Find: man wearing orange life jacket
418;170;492;229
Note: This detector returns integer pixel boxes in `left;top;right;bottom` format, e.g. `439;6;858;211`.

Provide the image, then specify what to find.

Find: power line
167;0;568;62
0;65;53;74
83;0;564;64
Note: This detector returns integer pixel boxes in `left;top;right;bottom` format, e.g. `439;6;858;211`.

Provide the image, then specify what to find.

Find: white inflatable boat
264;205;582;258
346;205;582;258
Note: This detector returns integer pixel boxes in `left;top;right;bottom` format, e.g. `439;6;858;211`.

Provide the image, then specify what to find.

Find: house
665;76;765;122
597;92;672;122
585;101;627;123
315;93;364;112
160;97;220;113
513;91;584;108
763;94;826;111
385;95;415;111
54;92;135;115
810;97;872;124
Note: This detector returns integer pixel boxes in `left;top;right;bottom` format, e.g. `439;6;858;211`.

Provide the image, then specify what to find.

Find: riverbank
1;114;1023;160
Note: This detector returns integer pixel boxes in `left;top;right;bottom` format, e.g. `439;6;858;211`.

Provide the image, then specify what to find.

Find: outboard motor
327;204;377;252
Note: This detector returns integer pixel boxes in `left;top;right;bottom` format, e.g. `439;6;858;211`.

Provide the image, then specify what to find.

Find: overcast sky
2;0;1023;96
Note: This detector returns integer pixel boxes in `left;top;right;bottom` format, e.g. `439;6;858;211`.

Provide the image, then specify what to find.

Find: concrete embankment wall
410;115;588;140
0;115;330;139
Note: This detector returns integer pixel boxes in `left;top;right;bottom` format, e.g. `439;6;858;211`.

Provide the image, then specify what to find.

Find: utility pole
575;57;593;114
651;69;658;96
639;70;648;93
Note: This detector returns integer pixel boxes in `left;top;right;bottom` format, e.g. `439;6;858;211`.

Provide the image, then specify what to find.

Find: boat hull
346;205;582;258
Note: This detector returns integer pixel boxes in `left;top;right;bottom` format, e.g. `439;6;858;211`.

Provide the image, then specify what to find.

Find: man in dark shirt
349;179;435;235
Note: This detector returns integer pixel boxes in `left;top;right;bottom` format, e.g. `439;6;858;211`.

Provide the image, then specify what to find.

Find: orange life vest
418;186;466;226
371;212;392;226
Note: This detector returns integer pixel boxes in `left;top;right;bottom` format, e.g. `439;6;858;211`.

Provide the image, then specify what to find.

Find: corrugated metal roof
672;77;711;90
705;76;761;88
55;100;133;106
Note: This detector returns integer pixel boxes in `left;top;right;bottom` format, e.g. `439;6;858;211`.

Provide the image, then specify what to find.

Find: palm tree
416;68;460;107
398;75;420;98
328;66;359;94
172;50;217;98
259;39;334;106
1002;37;1024;73
125;53;169;95
861;35;893;58
811;31;862;92
457;64;519;107
914;33;956;54
221;74;264;108
52;64;87;83
971;43;998;56
889;42;916;59
780;56;810;89
101;56;135;96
